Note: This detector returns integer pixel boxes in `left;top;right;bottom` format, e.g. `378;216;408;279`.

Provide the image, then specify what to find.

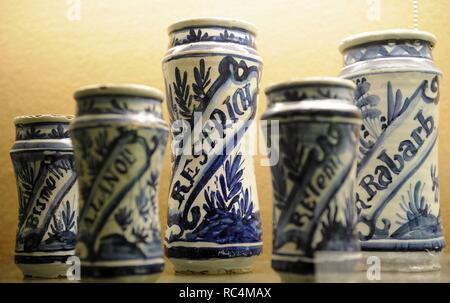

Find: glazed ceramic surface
162;18;263;273
10;115;78;278
339;30;445;252
262;78;361;274
70;84;168;277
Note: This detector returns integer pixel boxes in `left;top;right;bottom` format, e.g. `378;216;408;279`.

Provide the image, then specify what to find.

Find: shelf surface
1;256;450;283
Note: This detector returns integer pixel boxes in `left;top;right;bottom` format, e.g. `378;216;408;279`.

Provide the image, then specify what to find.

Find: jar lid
14;114;74;125
167;17;257;36
339;29;436;53
265;77;356;95
74;83;164;101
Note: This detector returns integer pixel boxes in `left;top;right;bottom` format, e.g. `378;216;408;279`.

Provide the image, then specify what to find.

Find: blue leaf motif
391;181;442;240
185;153;261;243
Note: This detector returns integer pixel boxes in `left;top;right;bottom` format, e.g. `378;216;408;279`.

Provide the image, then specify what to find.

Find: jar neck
343;39;433;66
75;95;163;118
15;121;71;140
266;85;355;106
168;26;256;49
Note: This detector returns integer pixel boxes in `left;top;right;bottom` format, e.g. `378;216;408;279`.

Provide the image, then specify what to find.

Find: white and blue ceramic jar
70;84;168;278
11;115;78;278
162;18;263;274
262;78;361;275
339;30;445;271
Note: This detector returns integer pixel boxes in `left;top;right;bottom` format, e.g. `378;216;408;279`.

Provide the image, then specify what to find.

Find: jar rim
261;100;361;121
167;17;257;36
14;114;74;125
339;29;436;53
74;83;164;101
265;77;356;95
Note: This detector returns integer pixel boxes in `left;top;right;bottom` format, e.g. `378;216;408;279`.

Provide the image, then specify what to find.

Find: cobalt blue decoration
163;18;263;274
262;78;361;275
70;84;168;278
340;29;445;271
11;115;78;278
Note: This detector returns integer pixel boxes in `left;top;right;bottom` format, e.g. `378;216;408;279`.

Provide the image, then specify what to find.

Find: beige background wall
1;0;449;268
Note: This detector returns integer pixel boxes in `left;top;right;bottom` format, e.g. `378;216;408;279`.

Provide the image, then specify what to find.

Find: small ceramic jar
339;30;445;271
262;78;361;275
70;84;168;278
11;115;78;278
162;18;263;274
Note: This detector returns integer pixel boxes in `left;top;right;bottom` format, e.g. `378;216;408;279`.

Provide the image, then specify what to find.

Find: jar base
81;272;162;282
80;262;164;278
18;262;72;279
170;256;258;274
273;251;362;279
360;251;442;272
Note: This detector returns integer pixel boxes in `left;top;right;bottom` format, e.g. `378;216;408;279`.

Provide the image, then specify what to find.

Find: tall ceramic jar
70;84;168;278
262;78;361;276
162;18;263;274
10;115;78;278
339;30;445;271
